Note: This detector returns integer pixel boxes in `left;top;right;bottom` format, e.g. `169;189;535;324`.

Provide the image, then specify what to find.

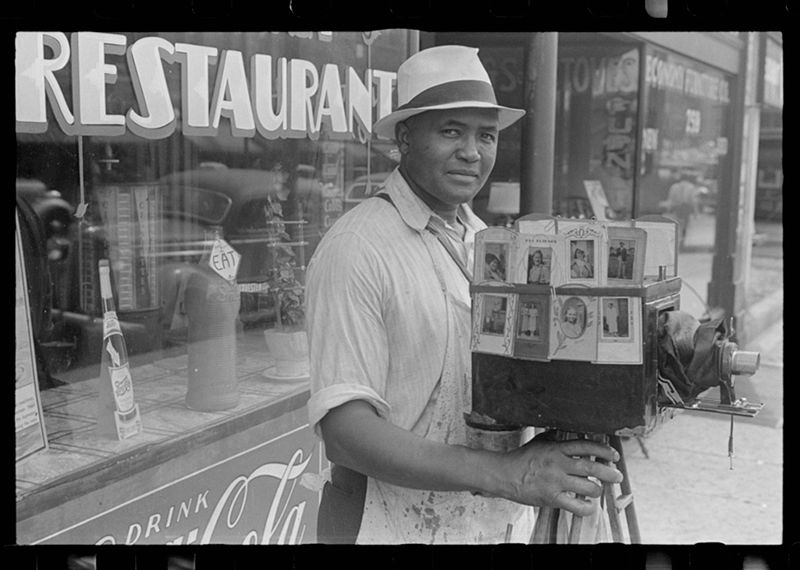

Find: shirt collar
381;168;486;235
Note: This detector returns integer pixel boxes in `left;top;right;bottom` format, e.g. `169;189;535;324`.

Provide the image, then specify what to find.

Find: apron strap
373;192;473;284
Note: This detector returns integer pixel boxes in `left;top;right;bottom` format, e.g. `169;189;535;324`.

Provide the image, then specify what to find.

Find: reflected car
343;172;391;211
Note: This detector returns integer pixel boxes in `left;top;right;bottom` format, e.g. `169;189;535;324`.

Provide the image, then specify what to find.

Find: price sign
208;239;241;282
685;109;701;135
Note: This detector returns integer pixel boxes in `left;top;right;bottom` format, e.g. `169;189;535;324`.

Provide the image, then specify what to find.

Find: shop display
15;214;48;461
262;194;310;380
185;227;242;412
95;259;143;440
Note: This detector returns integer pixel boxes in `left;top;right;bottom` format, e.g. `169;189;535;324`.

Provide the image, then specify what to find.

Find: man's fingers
565;475;604;499
553;492;596;517
559;440;620;463
566;457;623;484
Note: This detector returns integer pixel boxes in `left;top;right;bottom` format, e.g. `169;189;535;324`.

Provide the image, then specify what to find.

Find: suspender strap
373;192;473;283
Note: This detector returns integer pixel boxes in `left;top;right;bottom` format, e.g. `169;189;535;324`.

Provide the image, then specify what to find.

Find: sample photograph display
606;226;647;285
472;292;517;356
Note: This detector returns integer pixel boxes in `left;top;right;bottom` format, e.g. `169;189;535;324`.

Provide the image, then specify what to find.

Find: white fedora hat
372;45;526;140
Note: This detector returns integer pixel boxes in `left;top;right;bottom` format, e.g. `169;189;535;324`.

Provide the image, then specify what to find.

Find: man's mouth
447;170;480;179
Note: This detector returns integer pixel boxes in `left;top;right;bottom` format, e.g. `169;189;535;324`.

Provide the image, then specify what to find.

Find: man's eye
481;132;497;143
442;128;460;137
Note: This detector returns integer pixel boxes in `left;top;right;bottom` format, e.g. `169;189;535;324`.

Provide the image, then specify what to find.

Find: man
661;171;699;247
306;45;621;544
616;242;628;279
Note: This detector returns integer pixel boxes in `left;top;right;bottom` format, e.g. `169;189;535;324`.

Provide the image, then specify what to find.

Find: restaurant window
554;35;642;221
637;46;735;256
15;30;410;492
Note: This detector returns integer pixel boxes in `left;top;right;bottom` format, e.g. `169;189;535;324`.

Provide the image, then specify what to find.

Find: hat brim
372;101;525;140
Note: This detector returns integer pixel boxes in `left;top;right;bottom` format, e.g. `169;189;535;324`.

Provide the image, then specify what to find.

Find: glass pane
15;31;411;519
554;35;641;221
638;46;735;253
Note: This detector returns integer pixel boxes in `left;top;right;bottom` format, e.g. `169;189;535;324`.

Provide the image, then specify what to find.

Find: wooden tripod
529;432;641;544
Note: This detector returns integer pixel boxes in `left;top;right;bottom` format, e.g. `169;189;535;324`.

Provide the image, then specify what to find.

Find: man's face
397;107;499;207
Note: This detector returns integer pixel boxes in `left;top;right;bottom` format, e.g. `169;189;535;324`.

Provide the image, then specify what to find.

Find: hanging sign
209;239;241;282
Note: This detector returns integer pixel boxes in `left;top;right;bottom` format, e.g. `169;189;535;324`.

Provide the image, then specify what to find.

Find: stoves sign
15;31;397;141
30;426;323;545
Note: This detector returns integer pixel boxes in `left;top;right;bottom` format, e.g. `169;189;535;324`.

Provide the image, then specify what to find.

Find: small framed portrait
483;243;509;283
513;294;550;360
559;220;605;286
517;298;544;341
569;239;595;281
481;294;508;335
606;227;646;285
474;227;515;284
601;297;630;339
526;247;553;285
549;295;598;361
559;296;587;339
472;292;517;356
597;297;642;364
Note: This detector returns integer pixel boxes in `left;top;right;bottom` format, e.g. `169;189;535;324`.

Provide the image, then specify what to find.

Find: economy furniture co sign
15;32;397;141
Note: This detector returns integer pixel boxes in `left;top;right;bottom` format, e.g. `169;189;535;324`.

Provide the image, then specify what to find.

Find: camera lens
730;350;760;376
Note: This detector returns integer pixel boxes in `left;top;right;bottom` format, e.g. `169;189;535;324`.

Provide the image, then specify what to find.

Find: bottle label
109;365;135;413
104;311;121;334
114;404;142;440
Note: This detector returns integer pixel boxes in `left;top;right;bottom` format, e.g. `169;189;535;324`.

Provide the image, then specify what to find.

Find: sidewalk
678;215;783;344
619;215;783;545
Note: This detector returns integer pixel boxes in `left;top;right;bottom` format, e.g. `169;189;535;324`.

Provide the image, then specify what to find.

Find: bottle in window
96;259;142;439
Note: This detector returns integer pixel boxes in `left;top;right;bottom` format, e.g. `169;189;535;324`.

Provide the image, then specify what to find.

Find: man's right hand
496;430;623;517
320;401;623;518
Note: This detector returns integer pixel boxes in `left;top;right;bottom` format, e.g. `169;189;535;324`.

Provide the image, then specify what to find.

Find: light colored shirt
305;168;535;544
306;168;483;437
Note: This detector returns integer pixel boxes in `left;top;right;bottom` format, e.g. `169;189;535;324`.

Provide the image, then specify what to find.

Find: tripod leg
530;506;561;544
604;475;624;542
610;434;641;543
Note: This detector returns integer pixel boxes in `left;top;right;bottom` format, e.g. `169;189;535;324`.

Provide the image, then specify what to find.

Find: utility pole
520;32;558;216
707;32;762;345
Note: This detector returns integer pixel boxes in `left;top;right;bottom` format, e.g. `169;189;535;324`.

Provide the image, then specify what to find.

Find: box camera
469;216;762;436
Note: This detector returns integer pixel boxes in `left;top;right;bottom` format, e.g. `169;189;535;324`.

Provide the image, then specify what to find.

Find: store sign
761;37;783;110
15;32;396;141
560;49;640;96
30;426;322;545
645;54;731;104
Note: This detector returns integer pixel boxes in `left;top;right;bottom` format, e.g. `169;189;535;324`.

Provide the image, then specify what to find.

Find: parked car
343;172;391;211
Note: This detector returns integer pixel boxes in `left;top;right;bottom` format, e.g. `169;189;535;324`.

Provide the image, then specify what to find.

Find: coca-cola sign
32;426;322;545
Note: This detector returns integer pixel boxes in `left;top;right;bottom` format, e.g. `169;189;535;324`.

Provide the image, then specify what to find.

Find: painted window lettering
15;32;396;140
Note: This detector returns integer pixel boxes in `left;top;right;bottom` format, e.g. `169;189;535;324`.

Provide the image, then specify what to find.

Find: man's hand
320;401;622;518
497;430;623;517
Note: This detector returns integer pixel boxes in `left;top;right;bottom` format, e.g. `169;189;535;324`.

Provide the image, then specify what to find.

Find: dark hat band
395;79;499;112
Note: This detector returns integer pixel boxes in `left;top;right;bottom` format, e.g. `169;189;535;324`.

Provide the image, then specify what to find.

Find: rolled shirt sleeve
305;230;392;438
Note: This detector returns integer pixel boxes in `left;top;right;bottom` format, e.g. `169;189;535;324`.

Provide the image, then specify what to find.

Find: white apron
356;229;535;544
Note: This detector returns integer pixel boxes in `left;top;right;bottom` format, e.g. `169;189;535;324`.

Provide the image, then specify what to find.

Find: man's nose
456;136;481;161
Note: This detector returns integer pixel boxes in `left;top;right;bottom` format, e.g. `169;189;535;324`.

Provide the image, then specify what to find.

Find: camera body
470;276;762;435
471;277;682;435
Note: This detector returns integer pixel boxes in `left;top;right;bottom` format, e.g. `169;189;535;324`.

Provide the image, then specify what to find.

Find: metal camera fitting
719;340;761;380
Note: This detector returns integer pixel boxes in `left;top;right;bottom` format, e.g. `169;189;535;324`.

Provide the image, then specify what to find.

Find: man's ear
395;121;410;154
